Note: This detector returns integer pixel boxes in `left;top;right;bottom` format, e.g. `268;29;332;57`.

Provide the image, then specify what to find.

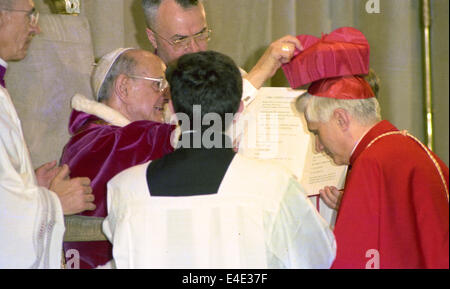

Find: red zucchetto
307;75;375;99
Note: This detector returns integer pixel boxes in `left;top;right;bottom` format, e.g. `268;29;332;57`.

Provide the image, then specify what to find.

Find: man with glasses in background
0;0;95;268
59;48;176;269
142;0;302;107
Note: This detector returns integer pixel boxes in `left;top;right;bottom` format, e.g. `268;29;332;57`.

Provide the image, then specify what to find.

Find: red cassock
332;120;449;269
60;109;175;269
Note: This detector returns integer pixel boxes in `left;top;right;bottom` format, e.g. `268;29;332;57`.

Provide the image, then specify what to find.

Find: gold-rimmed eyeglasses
127;75;169;93
0;7;39;26
149;27;212;51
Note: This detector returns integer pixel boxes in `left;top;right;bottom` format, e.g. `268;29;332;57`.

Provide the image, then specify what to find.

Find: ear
146;27;158;50
333;108;351;132
114;74;131;104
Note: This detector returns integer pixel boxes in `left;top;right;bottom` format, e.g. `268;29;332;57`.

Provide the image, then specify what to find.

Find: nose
185;37;201;53
314;136;324;153
162;88;171;101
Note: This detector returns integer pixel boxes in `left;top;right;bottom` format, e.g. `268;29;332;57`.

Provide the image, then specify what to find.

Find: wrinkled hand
320;186;343;211
49;164;96;215
35;160;62;189
245;35;302;89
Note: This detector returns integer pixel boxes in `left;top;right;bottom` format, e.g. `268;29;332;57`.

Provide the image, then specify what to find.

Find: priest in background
141;0;302;108
0;0;95;268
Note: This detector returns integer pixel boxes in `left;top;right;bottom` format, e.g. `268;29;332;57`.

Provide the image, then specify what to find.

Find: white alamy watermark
168;105;279;153
365;249;380;269
65;249;80;269
365;0;381;14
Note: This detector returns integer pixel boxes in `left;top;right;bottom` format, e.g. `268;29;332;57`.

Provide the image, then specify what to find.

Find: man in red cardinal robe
295;75;449;269
284;27;448;269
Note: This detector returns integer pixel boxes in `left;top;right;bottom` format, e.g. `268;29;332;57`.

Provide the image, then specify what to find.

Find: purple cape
61;109;175;268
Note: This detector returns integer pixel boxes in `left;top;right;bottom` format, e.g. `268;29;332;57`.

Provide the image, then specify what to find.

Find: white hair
296;92;381;126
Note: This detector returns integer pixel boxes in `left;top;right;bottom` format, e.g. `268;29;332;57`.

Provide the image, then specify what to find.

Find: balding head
142;0;208;64
142;0;202;29
98;49;168;123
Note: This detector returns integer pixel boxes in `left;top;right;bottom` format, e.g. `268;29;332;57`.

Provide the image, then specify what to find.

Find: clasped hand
36;161;96;215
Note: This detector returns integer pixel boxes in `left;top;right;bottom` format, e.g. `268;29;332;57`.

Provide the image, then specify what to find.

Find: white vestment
0;86;65;268
103;154;336;269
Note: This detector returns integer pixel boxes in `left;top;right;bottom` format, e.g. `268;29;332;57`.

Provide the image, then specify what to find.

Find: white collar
0;58;8;69
71;93;131;127
71;94;183;149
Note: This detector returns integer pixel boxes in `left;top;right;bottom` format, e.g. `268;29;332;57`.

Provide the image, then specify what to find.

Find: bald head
126;49;164;70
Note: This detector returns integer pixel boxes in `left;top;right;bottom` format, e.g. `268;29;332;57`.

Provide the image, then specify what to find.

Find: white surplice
0;86;65;269
103;154;336;269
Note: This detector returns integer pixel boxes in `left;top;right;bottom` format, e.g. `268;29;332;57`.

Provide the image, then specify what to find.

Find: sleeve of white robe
0;89;65;269
103;162;150;269
265;177;337;269
103;158;336;269
240;68;258;108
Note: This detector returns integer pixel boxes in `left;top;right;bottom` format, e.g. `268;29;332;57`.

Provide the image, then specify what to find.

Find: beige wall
431;0;449;167
31;0;450;165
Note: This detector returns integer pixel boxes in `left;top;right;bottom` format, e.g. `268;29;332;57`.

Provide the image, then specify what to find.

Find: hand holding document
233;87;348;225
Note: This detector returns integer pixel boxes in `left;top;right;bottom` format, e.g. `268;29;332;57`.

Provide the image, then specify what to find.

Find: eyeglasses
0;7;40;26
127;75;169;93
149;27;212;50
